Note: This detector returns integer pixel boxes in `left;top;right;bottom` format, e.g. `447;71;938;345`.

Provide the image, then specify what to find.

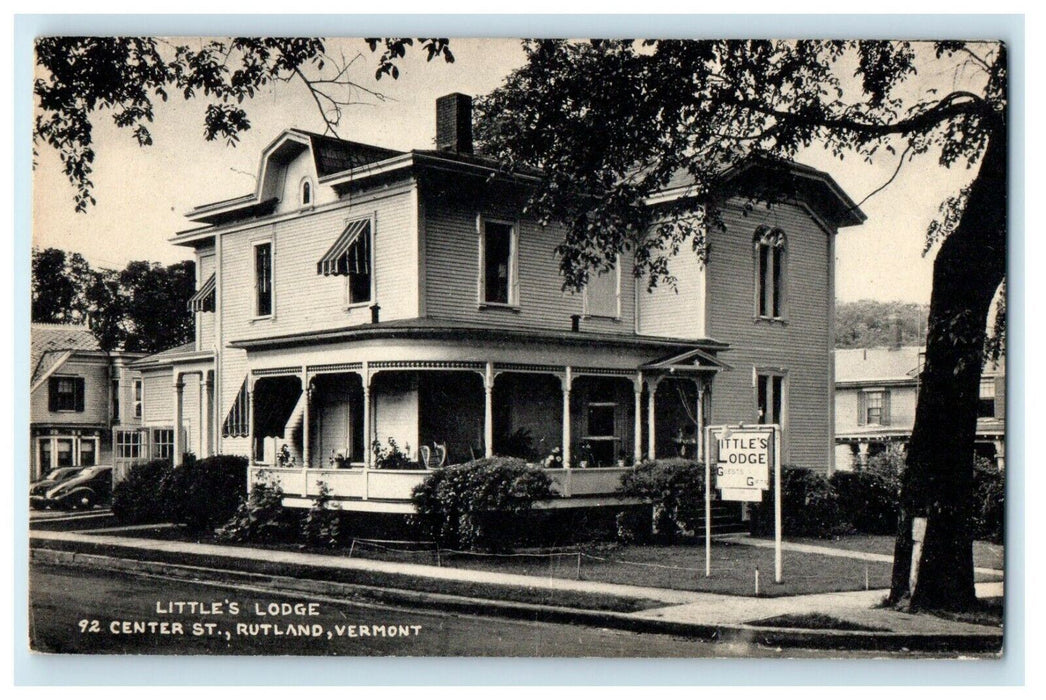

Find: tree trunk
888;121;1007;611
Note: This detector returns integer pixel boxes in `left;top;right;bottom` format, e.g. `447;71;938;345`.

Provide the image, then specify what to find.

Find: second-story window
754;227;786;319
49;376;84;413
254;241;273;317
300;178;313;207
111;378;120;422
859;389;891;426
978;379;996;418
317;218;373;306
481;219;517;305
133;379;143;419
583;259;621;318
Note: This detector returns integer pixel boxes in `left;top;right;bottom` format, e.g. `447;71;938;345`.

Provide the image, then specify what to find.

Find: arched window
753;226;786;319
300;178;313;207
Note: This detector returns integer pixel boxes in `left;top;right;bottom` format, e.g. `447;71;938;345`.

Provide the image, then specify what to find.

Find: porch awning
641;347;732;372
253;375;303;439
317;218;370;276
187;273;216;312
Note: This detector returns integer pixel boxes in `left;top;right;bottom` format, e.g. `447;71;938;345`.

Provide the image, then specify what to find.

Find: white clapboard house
128;93;864;511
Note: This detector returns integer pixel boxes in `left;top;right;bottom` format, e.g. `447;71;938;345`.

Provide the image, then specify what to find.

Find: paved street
30;562;945;658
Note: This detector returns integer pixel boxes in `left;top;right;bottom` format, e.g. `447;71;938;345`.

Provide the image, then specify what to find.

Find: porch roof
227;317;730;354
640;346;733;372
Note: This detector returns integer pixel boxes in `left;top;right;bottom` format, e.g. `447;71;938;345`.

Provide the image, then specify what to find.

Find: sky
32;37;986;305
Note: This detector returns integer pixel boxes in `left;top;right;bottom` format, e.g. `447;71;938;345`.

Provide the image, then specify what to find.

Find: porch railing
248;464;633;502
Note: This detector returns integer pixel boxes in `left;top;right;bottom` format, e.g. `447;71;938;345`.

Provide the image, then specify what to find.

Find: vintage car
30;465;113;510
29;467;84;498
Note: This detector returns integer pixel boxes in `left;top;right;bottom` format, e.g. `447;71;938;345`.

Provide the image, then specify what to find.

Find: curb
31;544;1003;653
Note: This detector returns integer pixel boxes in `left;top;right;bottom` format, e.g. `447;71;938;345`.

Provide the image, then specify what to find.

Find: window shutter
48;378;58;412
74;378;85;412
882;391;891;426
857;392;866;426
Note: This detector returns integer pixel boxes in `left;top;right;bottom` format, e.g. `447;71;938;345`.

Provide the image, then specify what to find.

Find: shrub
168;455;248;533
617;458;705;541
830;448;903;535
214;474;291;544
750;465;841;539
410;457;555;551
111;458;175;524
301;481;342;548
971;456;1004;543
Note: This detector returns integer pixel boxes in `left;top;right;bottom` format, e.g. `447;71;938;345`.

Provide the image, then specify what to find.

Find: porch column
302;371;311;468
484;362;494;458
633;373;643;465
562;367;573;468
200;374;212;458
646;376;662;460
172;374;185;467
994;439;1005;470
695;382;705;463
857;441;870;468
247;376;256;465
362;365;372;469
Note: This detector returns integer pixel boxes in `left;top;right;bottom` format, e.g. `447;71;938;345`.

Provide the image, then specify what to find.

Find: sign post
704;424;783;583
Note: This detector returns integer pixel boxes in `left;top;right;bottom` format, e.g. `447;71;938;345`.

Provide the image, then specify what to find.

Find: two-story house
136;93;864;510
29;323;145;480
834;345;1005;470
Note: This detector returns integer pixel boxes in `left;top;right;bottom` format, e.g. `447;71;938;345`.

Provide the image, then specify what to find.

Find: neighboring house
136;92;864;510
834;345;1005;470
29;323;145;480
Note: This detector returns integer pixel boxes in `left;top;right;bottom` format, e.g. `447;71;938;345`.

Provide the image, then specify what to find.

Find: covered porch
225;327;727;510
241;358;723;509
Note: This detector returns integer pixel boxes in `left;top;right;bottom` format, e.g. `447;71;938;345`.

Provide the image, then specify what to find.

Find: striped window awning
317;218;371;276
187;273;216;312
222;378;249;438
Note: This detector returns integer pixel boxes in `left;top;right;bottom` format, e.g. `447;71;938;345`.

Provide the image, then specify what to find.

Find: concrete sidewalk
30;528;1003;649
720;534;1005;576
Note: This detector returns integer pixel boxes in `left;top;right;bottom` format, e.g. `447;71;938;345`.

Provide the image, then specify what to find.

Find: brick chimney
436;93;473;154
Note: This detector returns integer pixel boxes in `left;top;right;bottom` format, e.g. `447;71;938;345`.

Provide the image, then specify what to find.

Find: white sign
714;428;772;490
720;487;764;502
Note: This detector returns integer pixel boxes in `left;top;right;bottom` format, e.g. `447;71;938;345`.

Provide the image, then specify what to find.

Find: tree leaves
474;40;1005;292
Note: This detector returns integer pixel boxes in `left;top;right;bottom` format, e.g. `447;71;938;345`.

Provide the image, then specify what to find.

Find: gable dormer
184;129;404;227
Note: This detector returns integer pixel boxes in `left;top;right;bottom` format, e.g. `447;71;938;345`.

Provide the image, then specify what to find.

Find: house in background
135;92;864;511
834;344;1005;470
29;323;145;480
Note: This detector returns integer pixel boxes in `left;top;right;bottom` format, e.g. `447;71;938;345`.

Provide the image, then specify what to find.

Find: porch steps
693;502;749;536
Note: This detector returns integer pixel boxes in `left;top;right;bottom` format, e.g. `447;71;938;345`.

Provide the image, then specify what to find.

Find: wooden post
484;362;494;459
647;377;660;460
562;367;573;468
172;374;184;467
302;371;311;469
633;373;643;465
362;366;372;469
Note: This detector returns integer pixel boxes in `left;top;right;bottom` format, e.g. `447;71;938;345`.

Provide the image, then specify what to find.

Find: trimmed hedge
617;458;705;542
410;458;555;551
169;455;248;533
111;454;248;532
111;458;175;524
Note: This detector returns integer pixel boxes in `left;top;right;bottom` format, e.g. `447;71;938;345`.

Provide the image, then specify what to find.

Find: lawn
71;524;1004;600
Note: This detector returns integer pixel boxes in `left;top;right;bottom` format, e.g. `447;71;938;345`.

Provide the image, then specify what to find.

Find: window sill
478;303;521;312
753;316;788;326
345;301;373;311
250;314;276;324
584;314;622;322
